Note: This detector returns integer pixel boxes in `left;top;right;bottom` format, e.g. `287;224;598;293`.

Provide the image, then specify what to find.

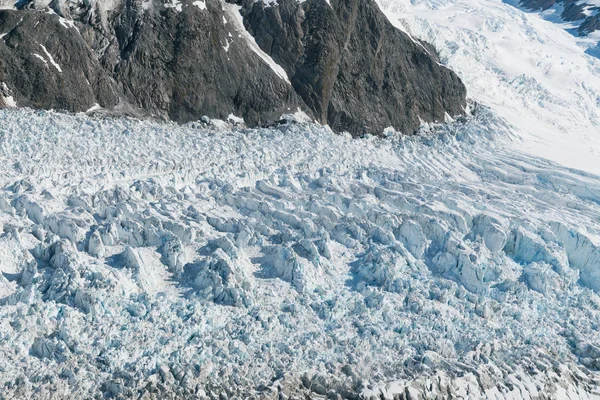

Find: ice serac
0;0;466;135
1;105;600;398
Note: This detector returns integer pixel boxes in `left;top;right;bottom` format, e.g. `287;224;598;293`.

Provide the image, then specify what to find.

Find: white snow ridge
0;105;599;399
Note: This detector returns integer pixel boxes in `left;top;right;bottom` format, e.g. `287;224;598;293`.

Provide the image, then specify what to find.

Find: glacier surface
377;0;600;175
1;0;600;397
0;106;599;399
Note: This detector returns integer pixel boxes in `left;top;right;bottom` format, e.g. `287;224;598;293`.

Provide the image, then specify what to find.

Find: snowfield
0;106;599;399
377;0;600;175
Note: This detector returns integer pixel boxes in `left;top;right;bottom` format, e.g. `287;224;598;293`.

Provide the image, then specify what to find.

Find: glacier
1;0;600;397
0;104;599;398
377;0;600;175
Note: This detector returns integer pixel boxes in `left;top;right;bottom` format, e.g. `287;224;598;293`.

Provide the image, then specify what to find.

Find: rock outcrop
243;0;466;134
519;0;600;36
0;0;467;135
0;11;120;112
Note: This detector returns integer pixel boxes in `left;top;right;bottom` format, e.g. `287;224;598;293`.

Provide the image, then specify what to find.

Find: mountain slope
376;0;600;174
0;0;467;135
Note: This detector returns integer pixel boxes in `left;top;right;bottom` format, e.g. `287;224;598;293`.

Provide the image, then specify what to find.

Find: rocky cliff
0;0;467;135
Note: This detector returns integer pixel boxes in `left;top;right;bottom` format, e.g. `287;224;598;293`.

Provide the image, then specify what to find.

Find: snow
164;0;183;12
32;53;48;66
84;103;102;113
0;0;14;9
222;2;292;84
32;44;63;73
193;0;206;10
280;108;313;123
39;44;63;73
1;82;17;108
377;0;600;175
58;16;79;32
2;95;16;107
0;0;600;397
578;0;600;8
0;105;599;397
227;113;245;125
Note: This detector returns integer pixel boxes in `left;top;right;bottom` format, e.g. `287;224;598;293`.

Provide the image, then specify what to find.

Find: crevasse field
1;0;600;399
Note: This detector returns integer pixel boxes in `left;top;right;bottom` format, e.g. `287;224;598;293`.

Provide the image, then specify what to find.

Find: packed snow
0;106;599;398
39;44;63;73
164;0;184;12
221;2;292;84
377;0;600;175
193;0;207;10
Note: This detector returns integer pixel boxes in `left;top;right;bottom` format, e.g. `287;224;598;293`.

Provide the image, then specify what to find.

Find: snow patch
1;82;17;108
164;0;183;12
58;16;79;32
38;44;63;73
85;103;102;113
227;113;245;125
280;108;313;123
221;2;291;84
193;0;206;10
32;53;48;66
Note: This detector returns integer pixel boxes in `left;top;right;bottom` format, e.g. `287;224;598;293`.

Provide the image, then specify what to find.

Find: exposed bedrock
0;0;467;135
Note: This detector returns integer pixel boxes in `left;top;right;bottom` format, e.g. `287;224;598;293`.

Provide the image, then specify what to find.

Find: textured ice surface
0;107;599;398
376;0;600;175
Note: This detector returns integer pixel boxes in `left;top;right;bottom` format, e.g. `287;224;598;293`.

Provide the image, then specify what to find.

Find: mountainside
0;0;467;135
376;0;600;174
519;0;600;36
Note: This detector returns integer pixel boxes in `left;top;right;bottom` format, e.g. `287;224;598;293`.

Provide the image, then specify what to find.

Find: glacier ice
0;106;599;398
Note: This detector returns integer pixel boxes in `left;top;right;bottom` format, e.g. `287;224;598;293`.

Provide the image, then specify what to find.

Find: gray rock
580;14;600;35
0;10;121;112
243;0;467;135
0;0;468;135
107;0;305;125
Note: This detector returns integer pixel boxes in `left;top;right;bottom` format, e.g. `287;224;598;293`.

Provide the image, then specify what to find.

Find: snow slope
377;0;600;175
0;107;599;398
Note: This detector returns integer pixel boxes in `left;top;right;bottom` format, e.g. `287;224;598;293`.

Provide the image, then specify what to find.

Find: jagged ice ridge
0;106;599;398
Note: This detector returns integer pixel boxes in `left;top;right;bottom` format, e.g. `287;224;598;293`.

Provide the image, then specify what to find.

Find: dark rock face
0;11;120;112
0;56;5;108
580;14;600;35
0;0;467;135
518;0;600;36
244;0;466;135
108;1;304;125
